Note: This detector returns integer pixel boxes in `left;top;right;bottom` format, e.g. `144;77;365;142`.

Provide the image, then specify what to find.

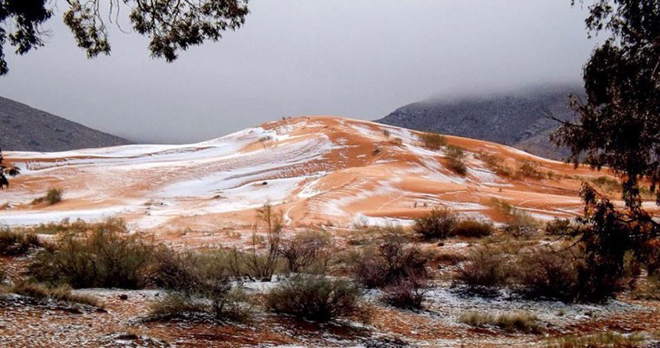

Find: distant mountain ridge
376;85;583;160
0;96;130;152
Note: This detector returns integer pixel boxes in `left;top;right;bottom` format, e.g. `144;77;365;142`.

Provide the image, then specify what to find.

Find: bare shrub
353;240;429;288
516;160;544;180
460;310;541;334
413;208;457;240
446;145;467;176
515;247;580;302
452;219;493;238
150;287;251;323
266;275;361;322
380;280;426;310
280;230;332;274
0;228;40;255
476;152;513;177
419;132;446;150
227;204;283;281
29;220;154;289
454;247;510;295
491;198;539;236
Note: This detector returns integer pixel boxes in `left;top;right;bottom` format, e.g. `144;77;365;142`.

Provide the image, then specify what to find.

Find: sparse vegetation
413;208;457;240
419;132;446;150
476;151;513;177
29;220;154;289
454;247;510;295
380;280;426;310
445;145;467;176
490;198;539;236
266;275;361;322
516;160;544;180
280;230;332;274
0;228;40;255
9;281;102;308
31;188;63;205
515;247;581;302
452;219;494;238
227;204;283;281
352;239;429;289
460;310;541;334
545;332;648;348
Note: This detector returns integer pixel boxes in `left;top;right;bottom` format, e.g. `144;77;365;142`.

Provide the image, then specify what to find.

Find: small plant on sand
445;145;467;176
454;246;510;295
32;188;63;205
10;281;102;308
419;132;446;150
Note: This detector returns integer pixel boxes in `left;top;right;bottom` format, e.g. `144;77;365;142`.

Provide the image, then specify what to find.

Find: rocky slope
376;85;583;160
0;96;130;152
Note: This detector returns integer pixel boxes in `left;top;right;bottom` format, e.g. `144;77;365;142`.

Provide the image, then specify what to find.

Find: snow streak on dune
0;116;621;231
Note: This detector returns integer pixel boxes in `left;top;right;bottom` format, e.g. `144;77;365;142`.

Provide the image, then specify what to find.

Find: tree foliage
551;0;660;209
0;148;19;189
0;0;249;75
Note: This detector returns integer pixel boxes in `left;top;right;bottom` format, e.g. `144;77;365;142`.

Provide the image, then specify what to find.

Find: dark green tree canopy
0;148;19;189
0;0;249;75
552;0;660;208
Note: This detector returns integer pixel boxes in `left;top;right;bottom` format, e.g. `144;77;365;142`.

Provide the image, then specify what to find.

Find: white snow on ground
0;206;128;226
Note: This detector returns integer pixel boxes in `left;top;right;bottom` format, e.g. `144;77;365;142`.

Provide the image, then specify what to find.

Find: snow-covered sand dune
0;116;620;231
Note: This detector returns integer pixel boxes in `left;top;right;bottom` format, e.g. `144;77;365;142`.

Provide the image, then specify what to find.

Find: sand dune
0;116;632;231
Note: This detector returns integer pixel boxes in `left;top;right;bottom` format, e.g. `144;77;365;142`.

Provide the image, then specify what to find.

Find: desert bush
446;145;467;176
419;132;446;150
460;310;541;334
31;188;63;205
380;280;426;310
454;247;510;295
515;247;581;302
491;198;539;236
280;230;332;274
150;287;251;323
452;219;493;238
29;222;154;289
516;160;544;180
353;240;429;288
0;228;40;255
590;176;621;193
382;129;391;138
226;204;283;281
544;218;573;235
266;275;361;322
10;281;102;307
545;332;647;348
413;208;457;240
476;152;513;177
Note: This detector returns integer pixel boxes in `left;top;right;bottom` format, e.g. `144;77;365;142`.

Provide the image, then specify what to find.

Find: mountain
0;116;628;231
0;96;130;152
376;85;583;160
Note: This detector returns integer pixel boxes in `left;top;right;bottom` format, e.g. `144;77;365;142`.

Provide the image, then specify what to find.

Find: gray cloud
0;0;595;143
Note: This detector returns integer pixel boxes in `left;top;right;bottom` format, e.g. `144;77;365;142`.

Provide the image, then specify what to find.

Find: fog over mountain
377;85;583;160
0;1;595;143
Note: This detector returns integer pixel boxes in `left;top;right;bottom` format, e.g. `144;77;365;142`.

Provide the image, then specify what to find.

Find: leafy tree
551;0;660;209
550;0;660;300
0;0;249;75
0;148;19;189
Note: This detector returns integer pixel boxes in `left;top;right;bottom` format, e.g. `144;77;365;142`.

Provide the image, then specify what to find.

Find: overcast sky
0;1;596;143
